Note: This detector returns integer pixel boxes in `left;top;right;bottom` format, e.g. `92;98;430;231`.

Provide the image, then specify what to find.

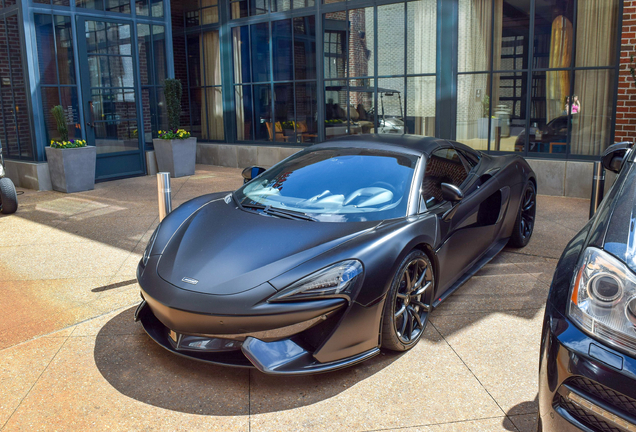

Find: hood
157;198;379;295
603;160;636;274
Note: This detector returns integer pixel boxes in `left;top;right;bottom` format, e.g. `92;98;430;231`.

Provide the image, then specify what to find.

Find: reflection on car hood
603;161;636;274
157;198;379;296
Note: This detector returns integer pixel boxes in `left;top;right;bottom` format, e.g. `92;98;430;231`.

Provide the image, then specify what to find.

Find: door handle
86;101;94;127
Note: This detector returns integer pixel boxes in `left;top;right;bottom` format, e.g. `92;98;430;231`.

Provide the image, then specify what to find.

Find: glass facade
456;0;620;158
0;0;624;171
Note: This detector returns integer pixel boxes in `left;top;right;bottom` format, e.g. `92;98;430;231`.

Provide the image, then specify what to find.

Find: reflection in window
323;12;347;80
490;72;527;152
138;24;169;147
348;8;373;78
294;16;316;80
378;3;404;76
571;69;615;156
407;0;436;75
458;0;492;73
406;76;435;136
575;0;618;68
456;73;490;151
35;14;80;147
186;30;224;141
377;78;404;134
233;18;317;143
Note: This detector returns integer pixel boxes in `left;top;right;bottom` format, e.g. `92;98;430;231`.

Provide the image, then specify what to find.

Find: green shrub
164;78;183;130
51;105;68;142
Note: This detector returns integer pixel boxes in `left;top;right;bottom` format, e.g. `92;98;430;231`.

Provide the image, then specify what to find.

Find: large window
323;0;436;140
233;16;317;143
138;24;168;148
35;14;80;147
456;0;619;158
187;29;224;141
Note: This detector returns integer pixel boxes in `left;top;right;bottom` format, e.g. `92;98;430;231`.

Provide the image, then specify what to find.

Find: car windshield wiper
238;200;317;221
265;206;318;222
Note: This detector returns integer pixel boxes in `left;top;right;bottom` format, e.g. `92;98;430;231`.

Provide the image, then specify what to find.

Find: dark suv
538;142;636;431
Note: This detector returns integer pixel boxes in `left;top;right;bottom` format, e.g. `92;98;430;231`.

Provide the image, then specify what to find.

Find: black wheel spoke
405;270;412;291
413;281;431;296
400;312;407;336
412;300;430;311
406;310;414;339
411;306;423;328
394;305;406;318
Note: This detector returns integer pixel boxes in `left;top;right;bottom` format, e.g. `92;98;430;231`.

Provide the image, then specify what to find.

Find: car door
421;146;503;295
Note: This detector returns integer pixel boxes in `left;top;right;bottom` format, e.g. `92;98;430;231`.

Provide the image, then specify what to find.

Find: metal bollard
157;172;172;222
589;161;605;219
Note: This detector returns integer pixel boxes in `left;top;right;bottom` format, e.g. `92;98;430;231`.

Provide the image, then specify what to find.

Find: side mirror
601;142;632;174
242;166;266;184
441;183;464;203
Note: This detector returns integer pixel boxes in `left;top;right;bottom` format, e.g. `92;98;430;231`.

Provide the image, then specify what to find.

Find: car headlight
568;247;636;356
269;260;364;302
142;225;160;267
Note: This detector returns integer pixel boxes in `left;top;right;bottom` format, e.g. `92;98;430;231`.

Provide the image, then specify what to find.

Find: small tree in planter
45;105;96;193
153;79;197;178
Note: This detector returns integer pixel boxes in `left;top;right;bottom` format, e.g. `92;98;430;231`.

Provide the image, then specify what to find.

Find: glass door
77;17;145;181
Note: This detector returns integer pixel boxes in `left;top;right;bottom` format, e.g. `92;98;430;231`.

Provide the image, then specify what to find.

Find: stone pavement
0;165;590;431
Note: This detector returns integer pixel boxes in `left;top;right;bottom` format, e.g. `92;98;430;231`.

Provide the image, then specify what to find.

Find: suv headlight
142;225;160;267
568;247;636;356
269;260;364;302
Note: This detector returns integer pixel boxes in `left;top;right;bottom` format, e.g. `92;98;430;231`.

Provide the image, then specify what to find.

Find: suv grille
557;395;622;432
566;376;636;418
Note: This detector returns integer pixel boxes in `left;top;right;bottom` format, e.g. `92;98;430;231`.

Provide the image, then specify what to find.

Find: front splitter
136;301;380;375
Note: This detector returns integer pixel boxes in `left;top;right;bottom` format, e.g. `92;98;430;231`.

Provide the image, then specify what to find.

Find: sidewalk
0;166;590;431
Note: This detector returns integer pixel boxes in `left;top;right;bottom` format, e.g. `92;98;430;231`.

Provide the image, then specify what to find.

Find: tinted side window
422;148;469;208
457;149;480;168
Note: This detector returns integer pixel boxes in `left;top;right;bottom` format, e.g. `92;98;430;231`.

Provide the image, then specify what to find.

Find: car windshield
235;148;419;222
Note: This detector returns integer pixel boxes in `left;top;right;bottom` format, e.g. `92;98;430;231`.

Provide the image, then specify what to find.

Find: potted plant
45;105;96;193
153;79;196;178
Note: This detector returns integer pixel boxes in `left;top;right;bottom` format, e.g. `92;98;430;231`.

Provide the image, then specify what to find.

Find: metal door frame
76;14;146;181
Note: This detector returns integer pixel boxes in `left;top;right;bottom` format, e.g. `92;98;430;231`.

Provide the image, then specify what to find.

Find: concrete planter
45;146;96;193
153;137;197;178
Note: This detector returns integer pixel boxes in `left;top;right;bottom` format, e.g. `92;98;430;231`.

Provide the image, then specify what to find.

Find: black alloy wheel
509;181;536;248
381;250;434;351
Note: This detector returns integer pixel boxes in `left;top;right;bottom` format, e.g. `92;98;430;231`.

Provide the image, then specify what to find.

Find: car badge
182;277;199;285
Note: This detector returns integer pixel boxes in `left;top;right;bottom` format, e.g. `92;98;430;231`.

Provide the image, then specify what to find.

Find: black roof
311;134;453;156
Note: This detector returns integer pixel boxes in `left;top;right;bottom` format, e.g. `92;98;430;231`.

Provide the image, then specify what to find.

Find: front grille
566;376;636;418
557;395;622;432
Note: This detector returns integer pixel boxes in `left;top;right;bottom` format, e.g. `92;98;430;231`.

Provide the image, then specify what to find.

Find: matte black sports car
538;142;636;431
136;135;537;374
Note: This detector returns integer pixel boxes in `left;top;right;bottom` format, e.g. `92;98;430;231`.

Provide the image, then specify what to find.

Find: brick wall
616;0;636;143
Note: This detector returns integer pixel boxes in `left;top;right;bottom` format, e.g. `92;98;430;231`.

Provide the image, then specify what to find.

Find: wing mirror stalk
601;142;633;174
241;166;266;184
441;183;464;221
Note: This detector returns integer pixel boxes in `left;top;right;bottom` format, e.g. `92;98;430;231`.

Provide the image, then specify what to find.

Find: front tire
0;177;18;214
509;180;536;248
381;250;434;352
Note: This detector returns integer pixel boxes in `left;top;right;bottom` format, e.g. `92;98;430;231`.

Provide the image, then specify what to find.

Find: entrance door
77;17;145;181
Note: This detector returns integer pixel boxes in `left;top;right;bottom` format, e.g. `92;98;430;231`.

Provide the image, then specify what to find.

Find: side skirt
432;237;509;308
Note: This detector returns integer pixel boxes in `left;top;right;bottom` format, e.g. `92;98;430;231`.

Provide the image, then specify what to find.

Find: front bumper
136;299;379;374
539;302;636;432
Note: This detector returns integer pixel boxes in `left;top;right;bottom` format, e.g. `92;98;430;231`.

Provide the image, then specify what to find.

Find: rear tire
0;177;18;214
509;181;536;248
381;250;434;352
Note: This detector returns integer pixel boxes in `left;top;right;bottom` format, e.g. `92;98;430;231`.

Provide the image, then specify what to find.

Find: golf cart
0;140;18;214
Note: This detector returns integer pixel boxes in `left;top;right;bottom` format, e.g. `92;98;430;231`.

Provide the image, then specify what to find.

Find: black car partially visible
539;142;636;432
